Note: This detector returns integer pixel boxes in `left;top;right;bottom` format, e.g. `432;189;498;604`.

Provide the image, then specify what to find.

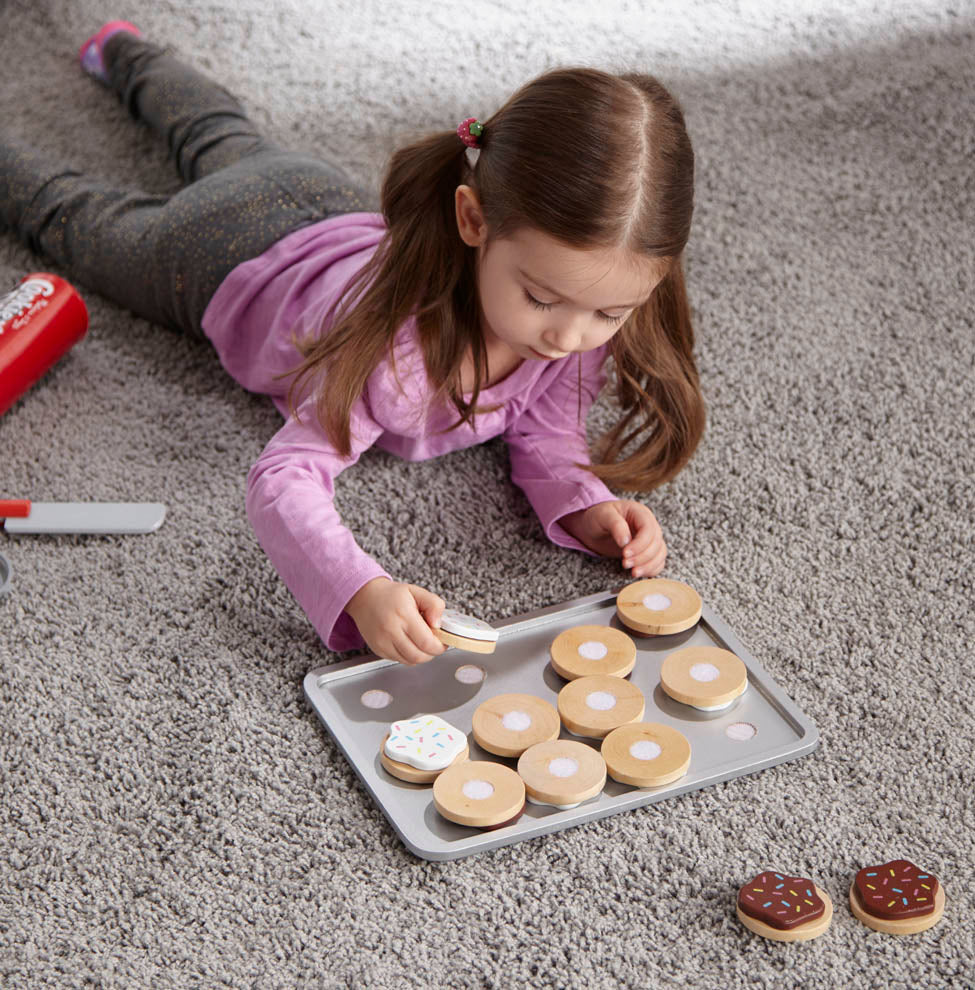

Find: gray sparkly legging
0;33;370;336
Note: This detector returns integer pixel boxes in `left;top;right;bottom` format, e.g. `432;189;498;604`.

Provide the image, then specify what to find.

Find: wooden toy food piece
557;674;645;739
517;739;607;809
379;714;469;783
601;722;691;788
615;578;702;635
471;693;561;758
849;859;945;934
434;608;499;654
549;624;637;680
660;645;747;711
737;871;833;942
432;760;526;828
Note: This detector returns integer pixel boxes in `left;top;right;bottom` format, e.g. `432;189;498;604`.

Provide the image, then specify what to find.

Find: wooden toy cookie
849;859;945;934
379;715;469;784
601;722;691;788
517;739;607;809
549;624;637;680
432;760;526;829
737;871;833;942
471;693;560;758
660;645;747;711
557;674;645;739
616;578;702;636
434;608;499;654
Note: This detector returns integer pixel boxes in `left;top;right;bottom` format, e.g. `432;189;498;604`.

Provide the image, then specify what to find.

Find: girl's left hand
561;500;667;578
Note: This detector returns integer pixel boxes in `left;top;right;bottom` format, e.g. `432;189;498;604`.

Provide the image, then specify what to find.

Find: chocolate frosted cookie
850;859;945;934
737;871;832;942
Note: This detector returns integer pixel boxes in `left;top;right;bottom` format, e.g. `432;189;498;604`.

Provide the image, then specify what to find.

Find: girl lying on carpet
0;21;705;665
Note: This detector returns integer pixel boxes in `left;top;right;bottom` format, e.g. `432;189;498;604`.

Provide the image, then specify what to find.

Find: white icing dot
547;757;579;779
642;593;672;611
502;710;532;732
577;640;608;660
726;721;757;741
585;691;617;711
360;689;392;709
629;740;662;761
689;662;721;682
454;664;485;684
462;779;494;800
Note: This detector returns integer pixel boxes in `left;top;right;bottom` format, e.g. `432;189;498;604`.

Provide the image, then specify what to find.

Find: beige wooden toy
600;722;691;788
471;693;561;758
616;578;702;635
737;872;834;942
434;608;499;654
549;624;637;680
432;760;526;828
379;733;469;784
660;645;747;710
849;859;945;934
557;674;645;739
517;739;607;809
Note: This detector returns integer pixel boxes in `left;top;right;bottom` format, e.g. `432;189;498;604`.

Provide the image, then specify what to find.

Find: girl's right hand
343;577;448;666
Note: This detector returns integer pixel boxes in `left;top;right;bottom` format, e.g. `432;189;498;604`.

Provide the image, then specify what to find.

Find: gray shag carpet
1;1;973;986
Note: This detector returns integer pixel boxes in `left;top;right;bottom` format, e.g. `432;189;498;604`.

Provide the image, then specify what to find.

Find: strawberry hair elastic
457;117;485;147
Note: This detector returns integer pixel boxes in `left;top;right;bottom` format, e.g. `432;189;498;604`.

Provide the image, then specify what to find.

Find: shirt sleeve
502;347;618;555
245;388;390;653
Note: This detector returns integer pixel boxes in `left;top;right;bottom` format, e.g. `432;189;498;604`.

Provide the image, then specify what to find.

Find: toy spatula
0;499;166;534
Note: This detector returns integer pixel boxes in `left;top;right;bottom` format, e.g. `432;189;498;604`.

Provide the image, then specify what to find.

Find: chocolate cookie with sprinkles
736;870;833;942
849;858;946;935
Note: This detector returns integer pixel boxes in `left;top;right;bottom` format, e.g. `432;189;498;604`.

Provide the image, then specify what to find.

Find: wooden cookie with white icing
601;722;691;788
660;645;747;711
557;674;645;739
849;859;945;935
434;608;499;654
517;739;607;809
432;760;526;829
471;693;560;758
549;624;637;680
380;715;469;783
616;578;702;636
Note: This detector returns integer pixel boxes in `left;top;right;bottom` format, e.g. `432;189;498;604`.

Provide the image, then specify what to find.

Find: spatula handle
0;499;31;518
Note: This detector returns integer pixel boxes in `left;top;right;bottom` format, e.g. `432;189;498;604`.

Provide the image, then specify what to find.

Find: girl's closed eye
523;289;627;325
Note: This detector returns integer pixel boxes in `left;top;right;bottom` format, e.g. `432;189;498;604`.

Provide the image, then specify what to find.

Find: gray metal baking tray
304;586;819;861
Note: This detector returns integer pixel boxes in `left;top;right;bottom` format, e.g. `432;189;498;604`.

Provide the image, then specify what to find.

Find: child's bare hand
343;577;448;665
561;500;667;578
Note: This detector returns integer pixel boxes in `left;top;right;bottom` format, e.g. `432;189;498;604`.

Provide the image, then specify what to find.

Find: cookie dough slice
601;722;691;788
616;578;702;635
380;715;469;783
434;608;499;654
517;739;607;809
557;674;645;739
472;693;560;758
549;624;637;680
432;761;526;829
849;859;945;934
737;871;833;942
660;646;747;711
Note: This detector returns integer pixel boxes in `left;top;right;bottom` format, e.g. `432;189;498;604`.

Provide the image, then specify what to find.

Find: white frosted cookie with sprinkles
615;578;702;635
736;871;833;942
380;715;469;783
849;859;945;935
549;624;637;680
434;608;499;654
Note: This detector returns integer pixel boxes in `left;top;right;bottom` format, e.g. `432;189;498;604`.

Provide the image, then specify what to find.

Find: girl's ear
455;184;487;247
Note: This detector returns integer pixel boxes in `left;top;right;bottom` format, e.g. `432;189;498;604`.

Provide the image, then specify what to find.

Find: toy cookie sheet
304;588;819;861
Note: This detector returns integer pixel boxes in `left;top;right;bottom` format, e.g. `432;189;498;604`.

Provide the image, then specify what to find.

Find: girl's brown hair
286;66;705;491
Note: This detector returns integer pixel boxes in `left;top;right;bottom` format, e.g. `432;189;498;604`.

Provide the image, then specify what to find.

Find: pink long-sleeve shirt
201;212;618;652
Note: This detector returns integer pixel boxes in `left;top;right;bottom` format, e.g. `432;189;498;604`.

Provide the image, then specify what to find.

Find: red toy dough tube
0;273;89;416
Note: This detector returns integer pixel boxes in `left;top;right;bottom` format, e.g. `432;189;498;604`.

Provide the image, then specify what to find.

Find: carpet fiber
1;1;973;986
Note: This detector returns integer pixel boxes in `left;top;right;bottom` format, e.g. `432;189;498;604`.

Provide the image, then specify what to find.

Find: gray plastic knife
0;499;166;535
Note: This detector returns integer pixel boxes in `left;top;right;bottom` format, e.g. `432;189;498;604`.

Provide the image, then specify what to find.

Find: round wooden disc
517;739;607;808
660;646;747;710
379;734;470;783
737;886;833;942
557;675;645;739
435;627;497;653
549;625;637;680
849;881;946;935
616;578;702;635
601;722;691;787
432;760;526;827
471;693;561;757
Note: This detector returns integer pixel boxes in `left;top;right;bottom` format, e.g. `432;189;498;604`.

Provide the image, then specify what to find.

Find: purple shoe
78;20;142;84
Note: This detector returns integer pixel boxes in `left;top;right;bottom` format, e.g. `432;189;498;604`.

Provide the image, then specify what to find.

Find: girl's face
455;184;668;362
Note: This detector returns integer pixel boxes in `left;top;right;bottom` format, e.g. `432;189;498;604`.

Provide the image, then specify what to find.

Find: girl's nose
543;316;585;355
